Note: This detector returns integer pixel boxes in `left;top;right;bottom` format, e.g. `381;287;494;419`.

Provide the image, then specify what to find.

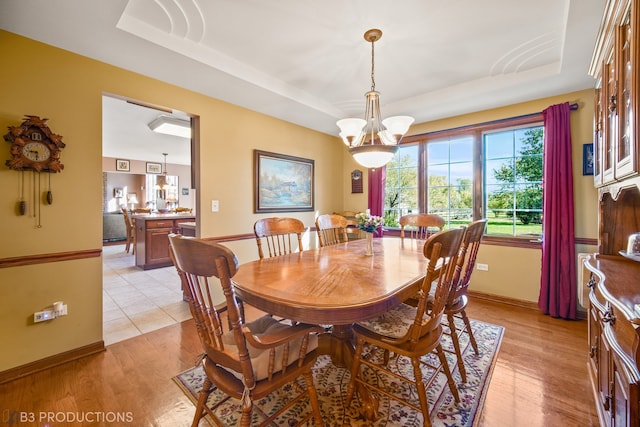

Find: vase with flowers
355;212;384;256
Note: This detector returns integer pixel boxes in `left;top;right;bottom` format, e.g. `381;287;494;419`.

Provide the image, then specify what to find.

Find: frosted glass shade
382;116;415;137
349;144;398;169
337;118;366;146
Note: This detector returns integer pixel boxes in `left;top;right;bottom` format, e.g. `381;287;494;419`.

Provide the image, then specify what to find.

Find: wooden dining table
232;237;429;363
232;236;432;420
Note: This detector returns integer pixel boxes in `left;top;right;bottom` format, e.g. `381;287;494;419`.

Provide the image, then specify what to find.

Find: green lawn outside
449;218;542;237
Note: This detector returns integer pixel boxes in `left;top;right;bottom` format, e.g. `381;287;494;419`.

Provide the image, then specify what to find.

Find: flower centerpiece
355;212;384;234
355;212;384;256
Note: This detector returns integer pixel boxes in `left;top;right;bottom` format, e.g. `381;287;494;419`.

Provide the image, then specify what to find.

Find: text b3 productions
3;410;134;425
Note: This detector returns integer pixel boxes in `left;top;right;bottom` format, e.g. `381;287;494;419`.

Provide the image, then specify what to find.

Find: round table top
232;237;428;325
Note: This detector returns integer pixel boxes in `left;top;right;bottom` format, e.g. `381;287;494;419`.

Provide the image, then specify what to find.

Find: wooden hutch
586;0;640;425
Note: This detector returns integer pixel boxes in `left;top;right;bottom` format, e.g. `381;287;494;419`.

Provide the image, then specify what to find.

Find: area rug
173;318;504;426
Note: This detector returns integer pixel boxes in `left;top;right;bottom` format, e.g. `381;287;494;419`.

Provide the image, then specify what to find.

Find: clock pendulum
46;172;53;205
18;170;26;215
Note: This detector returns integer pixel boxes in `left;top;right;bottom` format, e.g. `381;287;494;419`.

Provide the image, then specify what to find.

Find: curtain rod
407;102;579;140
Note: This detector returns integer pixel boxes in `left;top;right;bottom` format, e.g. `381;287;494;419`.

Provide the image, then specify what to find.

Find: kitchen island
132;213;196;270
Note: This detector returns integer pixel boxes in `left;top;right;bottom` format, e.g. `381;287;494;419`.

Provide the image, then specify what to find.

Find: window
384;144;419;227
382;117;543;241
427;136;474;228
484;126;543;237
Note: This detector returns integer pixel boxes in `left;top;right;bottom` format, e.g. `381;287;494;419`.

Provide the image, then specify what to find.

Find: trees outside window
485;126;543;236
382;118;543;239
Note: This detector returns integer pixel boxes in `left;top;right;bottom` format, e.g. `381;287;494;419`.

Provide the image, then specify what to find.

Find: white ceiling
1;0;605;166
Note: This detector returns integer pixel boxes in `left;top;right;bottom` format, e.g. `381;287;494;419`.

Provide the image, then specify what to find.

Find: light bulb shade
378;130;397;145
148;115;191;138
337;118;366;146
349;144;397;169
382;116;415;138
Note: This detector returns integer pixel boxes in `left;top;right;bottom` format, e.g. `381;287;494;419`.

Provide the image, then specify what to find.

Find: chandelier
337;29;414;169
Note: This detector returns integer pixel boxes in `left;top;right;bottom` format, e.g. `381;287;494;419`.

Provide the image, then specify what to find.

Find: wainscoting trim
0;248;102;268
0;341;105;385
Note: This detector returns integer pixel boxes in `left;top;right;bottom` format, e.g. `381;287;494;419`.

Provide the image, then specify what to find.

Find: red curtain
538;102;577;319
367;168;385;216
367;168;385;237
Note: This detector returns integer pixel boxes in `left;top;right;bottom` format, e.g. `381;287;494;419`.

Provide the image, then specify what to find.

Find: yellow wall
0;31;341;371
0;29;599;372
345;88;599;302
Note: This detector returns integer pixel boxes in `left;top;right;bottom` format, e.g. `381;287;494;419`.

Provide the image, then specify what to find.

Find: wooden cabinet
585;255;640;427
133;214;195;270
588;2;640;424
591;0;639;187
590;0;640;257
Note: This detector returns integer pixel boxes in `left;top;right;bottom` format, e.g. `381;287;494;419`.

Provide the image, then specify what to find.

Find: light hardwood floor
1;298;599;426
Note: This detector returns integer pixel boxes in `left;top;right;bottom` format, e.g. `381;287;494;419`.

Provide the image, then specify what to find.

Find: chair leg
302;370;324;425
447;313;467;383
192;377;212;427
435;344;460;403
461;310;479;355
345;339;365;406
411;356;433;427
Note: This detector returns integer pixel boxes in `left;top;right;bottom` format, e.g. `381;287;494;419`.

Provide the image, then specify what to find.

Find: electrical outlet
54;304;68;317
477;263;489;271
34;310;54;323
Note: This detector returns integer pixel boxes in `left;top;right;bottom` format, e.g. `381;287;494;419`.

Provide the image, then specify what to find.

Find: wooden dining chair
334;211;362;240
345;227;466;427
399;213;445;241
254;217;305;259
315;214;349;247
120;207;135;254
442;218;487;383
168;234;325;427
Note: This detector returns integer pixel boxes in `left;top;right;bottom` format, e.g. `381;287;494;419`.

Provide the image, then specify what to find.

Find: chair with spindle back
441;218;487;383
168;234;324;427
345;226;467;426
254;217;305;259
399;213;445;241
315;214;349;247
121;207;135;254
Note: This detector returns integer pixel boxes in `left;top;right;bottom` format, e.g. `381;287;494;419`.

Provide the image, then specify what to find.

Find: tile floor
102;244;191;345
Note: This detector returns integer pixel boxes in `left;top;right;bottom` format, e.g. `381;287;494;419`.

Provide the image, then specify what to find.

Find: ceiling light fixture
337;29;414;169
148;115;191;138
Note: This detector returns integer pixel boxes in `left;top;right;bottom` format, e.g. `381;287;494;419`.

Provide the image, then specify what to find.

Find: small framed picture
116;159;130;172
146;162;162;174
583;143;594;176
181;188;189;196
113;188;124;198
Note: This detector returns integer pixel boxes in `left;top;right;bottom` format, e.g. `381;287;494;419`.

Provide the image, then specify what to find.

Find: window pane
483;125;543;237
485;131;514;159
426;136;474;228
384;144;419;227
486;158;515;185
427;142;449;165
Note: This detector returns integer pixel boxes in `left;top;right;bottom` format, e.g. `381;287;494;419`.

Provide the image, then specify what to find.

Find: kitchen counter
132;213;195;269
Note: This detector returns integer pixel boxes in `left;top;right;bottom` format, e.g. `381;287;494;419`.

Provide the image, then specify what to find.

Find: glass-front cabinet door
602;49;617;185
594;86;604;187
615;12;637;179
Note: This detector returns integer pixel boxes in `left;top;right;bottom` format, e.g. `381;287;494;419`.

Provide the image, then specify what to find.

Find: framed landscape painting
254;150;314;213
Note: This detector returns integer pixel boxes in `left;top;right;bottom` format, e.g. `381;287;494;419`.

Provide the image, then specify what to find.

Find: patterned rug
173;318;503;426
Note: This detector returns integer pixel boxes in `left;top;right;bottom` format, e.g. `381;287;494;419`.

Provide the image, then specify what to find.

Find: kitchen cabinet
133;214;195;270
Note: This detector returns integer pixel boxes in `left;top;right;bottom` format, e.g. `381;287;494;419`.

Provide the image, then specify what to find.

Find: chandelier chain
370;38;376;92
